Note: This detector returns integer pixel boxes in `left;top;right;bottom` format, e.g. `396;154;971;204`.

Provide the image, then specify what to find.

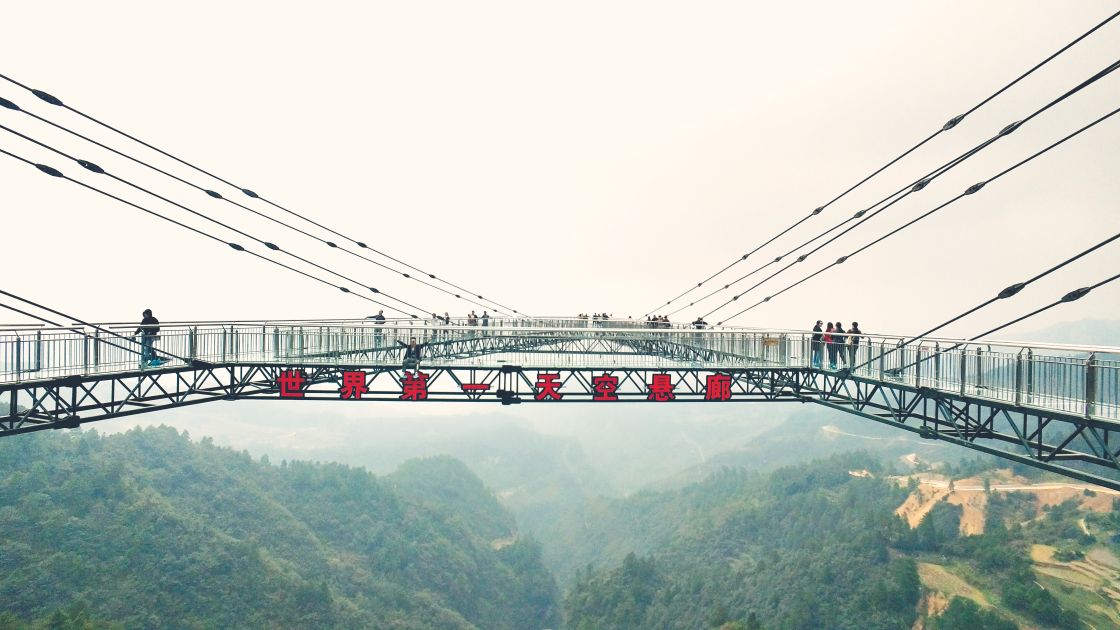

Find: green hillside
0;427;559;629
562;452;1117;629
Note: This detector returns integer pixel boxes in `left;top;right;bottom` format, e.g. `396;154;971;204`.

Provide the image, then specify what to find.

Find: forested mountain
563;451;1118;629
564;453;921;629
4;421;1117;629
0;427;559;629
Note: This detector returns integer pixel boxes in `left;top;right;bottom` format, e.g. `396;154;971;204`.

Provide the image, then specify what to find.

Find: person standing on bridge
833;322;847;368
398;337;427;371
811;320;824;368
135;309;161;368
823;322;836;369
367;310;386;347
848;322;862;367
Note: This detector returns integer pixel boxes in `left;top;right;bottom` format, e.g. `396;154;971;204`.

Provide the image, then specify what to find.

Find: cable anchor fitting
31;89;63;106
77;160;105;174
35;164;63;177
964;182;987;195
1061;287;1091;303
997;282;1025;299
941;114;965;131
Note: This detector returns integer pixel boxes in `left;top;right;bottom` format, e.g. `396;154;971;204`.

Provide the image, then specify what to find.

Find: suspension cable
645;7;1120;317
0;122;435;316
704;60;1120;321
0;73;526;317
0;96;504;316
841;228;1120;375
713;103;1120;325
0;147;420;318
879;271;1120;378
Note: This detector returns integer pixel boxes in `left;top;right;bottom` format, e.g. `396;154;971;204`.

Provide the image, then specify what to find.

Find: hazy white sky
2;0;1118;338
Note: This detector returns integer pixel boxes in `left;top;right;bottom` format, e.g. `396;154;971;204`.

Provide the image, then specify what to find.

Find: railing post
878;340;885;381
959;345;967;395
298;326;305;359
34;331;42;372
221;327;228;363
273;327;280;361
93;329;100;368
1086;352;1098;418
1026;348;1034;404
82;332;90;373
1014;349;1024;407
14;334;21;383
188;327;197;360
975;347;984;391
933;342;941;388
914;345;922;388
262;325;267;361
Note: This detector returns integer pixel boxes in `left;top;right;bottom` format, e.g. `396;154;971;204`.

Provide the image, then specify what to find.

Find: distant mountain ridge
1018;318;1120;347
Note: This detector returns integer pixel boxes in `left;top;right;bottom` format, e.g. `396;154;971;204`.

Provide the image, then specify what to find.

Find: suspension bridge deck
2;318;1119;489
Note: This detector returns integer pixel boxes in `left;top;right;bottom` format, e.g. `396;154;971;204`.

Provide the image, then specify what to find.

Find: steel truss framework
4;362;1120;490
311;332;761;366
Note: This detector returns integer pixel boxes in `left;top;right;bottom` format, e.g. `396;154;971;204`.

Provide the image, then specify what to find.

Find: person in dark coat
848;322;862;367
397;337;427;370
811;320;824;368
135;309;161;367
367;309;386;346
833;322;847;367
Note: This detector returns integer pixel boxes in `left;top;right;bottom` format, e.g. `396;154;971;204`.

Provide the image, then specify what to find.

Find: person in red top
824;322;837;369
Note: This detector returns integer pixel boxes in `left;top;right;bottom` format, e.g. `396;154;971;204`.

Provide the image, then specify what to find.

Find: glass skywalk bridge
2;318;1118;488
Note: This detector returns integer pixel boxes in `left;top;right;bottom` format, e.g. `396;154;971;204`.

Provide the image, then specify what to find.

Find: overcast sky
2;0;1118;339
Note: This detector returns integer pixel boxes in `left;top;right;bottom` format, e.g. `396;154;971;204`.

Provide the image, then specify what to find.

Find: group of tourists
810;320;863;370
646;315;672;328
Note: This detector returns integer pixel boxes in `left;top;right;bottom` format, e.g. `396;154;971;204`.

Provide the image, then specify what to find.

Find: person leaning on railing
366;310;386;347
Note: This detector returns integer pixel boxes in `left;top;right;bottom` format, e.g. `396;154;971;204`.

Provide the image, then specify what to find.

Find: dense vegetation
562;452;1119;629
564;453;922;629
4;419;1116;629
0;427;559;629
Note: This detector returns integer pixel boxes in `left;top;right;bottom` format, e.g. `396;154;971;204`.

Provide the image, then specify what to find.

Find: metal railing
1;319;1116;420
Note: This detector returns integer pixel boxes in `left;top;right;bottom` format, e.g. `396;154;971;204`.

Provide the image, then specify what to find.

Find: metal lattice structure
3;318;1119;488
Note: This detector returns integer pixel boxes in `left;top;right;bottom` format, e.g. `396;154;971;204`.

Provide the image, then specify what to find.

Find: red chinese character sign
339;370;369;400
277;369;306;398
400;371;430;401
592;373;619;401
535;373;563;401
647;373;675;402
705;374;732;401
